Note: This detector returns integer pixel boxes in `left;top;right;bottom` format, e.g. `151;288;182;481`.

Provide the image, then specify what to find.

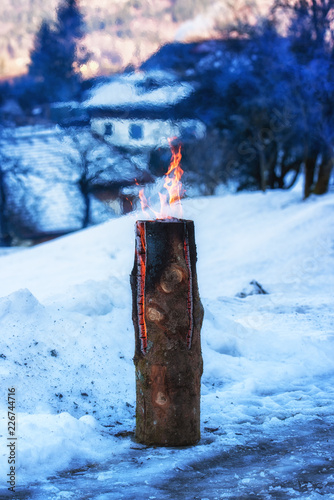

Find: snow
85;71;194;108
175;13;216;42
0;181;334;498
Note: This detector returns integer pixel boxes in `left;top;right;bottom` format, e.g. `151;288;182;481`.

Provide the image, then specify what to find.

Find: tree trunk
131;220;204;446
82;189;90;228
258;149;267;192
304;155;317;199
267;143;278;189
314;156;333;195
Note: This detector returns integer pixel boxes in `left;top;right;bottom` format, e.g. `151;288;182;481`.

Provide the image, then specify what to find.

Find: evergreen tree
28;0;88;103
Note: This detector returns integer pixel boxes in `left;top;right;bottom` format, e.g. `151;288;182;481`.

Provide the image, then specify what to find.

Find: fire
139;140;184;220
163;142;184;217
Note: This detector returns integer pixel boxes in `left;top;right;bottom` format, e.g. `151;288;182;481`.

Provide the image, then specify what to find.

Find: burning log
131;219;204;446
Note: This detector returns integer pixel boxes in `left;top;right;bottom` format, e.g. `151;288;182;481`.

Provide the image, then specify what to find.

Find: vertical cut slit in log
131;219;204;446
136;222;147;354
183;221;194;349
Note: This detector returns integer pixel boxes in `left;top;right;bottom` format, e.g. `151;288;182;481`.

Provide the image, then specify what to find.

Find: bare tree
271;0;334;197
272;0;334;50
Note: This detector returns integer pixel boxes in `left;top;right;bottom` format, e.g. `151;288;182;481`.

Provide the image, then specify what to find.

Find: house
84;70;206;150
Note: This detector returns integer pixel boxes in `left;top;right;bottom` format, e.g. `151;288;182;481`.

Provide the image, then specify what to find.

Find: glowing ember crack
136;222;147;354
183;223;193;349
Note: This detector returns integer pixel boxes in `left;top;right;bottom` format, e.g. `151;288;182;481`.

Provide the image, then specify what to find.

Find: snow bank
0;182;333;489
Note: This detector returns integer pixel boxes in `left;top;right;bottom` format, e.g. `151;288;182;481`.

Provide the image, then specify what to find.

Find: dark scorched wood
131;219;204;446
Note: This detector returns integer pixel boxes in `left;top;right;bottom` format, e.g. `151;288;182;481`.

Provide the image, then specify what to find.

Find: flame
138;140;184;220
139;188;150;214
164;141;184;206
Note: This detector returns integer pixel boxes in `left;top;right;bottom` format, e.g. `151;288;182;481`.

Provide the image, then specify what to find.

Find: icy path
3;409;334;499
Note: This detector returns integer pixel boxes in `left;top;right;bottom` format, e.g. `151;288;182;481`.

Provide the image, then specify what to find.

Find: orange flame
164;142;183;204
139;140;184;220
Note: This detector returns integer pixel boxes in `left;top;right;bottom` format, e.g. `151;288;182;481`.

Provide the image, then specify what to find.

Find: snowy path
0;183;334;498
3;412;334;499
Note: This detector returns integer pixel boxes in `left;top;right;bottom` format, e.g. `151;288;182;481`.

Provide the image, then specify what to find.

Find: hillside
0;0;272;79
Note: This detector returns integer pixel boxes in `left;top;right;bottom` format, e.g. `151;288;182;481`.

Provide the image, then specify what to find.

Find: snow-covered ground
0;181;334;499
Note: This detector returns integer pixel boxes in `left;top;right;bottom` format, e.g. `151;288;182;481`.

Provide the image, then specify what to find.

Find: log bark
131;220;204;446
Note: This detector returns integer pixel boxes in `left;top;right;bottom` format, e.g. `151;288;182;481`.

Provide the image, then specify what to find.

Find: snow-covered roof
0;126;81;238
0;126;151;239
85;70;194;109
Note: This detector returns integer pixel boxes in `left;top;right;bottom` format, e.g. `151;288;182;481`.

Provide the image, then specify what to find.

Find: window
104;123;113;136
129;123;143;140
